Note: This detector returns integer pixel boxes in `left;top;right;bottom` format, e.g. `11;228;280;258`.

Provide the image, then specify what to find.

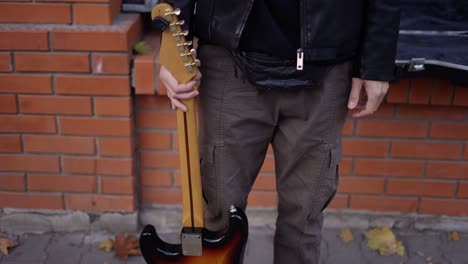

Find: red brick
74;2;121;25
420;198;468;216
0;192;63;210
465;146;468;160
252;174;275;191
28;174;96;192
52;31;128;52
94;97;132;116
339;159;352;176
248;191;277;207
19;95;92;115
456;182;468;198
338;177;384;194
327;194;348;209
426;162;468;179
397;105;466;120
0;155;59;172
356;120;427;138
142;187;181;204
354;159;424;177
141;170;173;187
56;75;130;95
0;95;16;113
137;96;171;110
0;3;71;23
370;103;394;117
342;119;354;136
0;31;48;50
62;157;133;176
430;123;468;139
350;195;417;213
0;53;12;72
92;53;130;74
66;194;134;212
15;52;89;73
0;136;22;153
386;179;455;197
133;34;160;95
140;152;179;169
137;112;177;129
0;173;25;191
342;140;389;157
409;78;431;104
431;79;453;105
60;117;132;136
392;142;461;160
260;156;275;173
0;75;52;94
0;115;56;133
101;176;134;194
453;86;468;107
138;132;172;150
387;79;410;103
98;137;132;157
24;135;94;154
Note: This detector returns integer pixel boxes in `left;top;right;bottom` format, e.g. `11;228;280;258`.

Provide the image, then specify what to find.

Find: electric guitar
139;3;249;264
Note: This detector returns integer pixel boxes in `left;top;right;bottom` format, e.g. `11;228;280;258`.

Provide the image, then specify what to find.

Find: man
158;0;400;263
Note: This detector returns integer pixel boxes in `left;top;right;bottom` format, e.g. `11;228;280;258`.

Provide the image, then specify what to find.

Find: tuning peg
194;59;201;67
190;49;197;58
165;8;181;16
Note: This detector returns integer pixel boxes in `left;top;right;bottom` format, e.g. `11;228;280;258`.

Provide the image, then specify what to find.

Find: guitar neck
177;97;204;229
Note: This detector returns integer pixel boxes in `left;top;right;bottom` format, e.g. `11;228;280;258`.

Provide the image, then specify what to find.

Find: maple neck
177;97;204;229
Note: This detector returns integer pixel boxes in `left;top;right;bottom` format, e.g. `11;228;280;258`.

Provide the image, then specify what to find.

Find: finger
170;98;187;112
348;78;363;109
160;66;179;90
194;70;202;81
172;90;199;100
173;80;197;93
352;108;374;118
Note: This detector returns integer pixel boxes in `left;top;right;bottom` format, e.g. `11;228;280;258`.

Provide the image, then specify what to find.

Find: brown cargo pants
197;44;352;264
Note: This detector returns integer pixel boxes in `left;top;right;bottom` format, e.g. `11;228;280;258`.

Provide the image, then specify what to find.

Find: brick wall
136;78;468;216
0;0;141;212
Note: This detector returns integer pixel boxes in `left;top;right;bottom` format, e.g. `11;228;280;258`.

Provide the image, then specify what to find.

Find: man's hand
347;78;389;117
160;65;202;112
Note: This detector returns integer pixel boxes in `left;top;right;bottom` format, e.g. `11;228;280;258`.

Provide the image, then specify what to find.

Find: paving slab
2;234;50;263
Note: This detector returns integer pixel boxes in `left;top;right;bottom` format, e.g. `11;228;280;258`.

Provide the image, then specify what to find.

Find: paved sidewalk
1;227;467;264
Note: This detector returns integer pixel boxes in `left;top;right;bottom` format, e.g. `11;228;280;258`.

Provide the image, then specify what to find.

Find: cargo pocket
200;144;220;214
319;147;342;212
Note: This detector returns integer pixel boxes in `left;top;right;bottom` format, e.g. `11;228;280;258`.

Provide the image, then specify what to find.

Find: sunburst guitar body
139;3;249;264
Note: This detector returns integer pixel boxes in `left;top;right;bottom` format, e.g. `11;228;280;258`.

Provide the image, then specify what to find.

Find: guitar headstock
151;3;200;85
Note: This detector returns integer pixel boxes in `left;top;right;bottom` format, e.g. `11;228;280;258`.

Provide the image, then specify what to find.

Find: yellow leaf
98;239;114;253
339;229;354;243
0;236;18;256
365;227;404;256
448;231;460;241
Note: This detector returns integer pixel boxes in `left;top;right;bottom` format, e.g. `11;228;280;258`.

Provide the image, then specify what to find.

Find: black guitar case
396;0;468;86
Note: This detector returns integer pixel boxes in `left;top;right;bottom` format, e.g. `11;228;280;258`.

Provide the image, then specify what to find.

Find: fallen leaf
448;231;460;241
0;235;18;256
113;234;141;260
98;239;114;252
365;227;405;256
339;229;354;243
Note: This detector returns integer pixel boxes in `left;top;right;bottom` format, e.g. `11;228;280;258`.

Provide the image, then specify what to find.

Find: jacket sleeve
354;0;401;81
158;0;196;34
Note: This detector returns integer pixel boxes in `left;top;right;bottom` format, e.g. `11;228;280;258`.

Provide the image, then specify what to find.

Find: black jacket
164;0;400;81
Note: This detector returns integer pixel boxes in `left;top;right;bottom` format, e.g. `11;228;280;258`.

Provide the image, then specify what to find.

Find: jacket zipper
297;0;304;70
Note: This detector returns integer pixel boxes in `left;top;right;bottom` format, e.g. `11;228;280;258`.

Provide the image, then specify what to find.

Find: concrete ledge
140;205;468;233
0;208;138;235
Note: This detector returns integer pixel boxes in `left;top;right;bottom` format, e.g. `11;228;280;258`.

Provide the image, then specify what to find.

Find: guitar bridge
181;228;203;256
